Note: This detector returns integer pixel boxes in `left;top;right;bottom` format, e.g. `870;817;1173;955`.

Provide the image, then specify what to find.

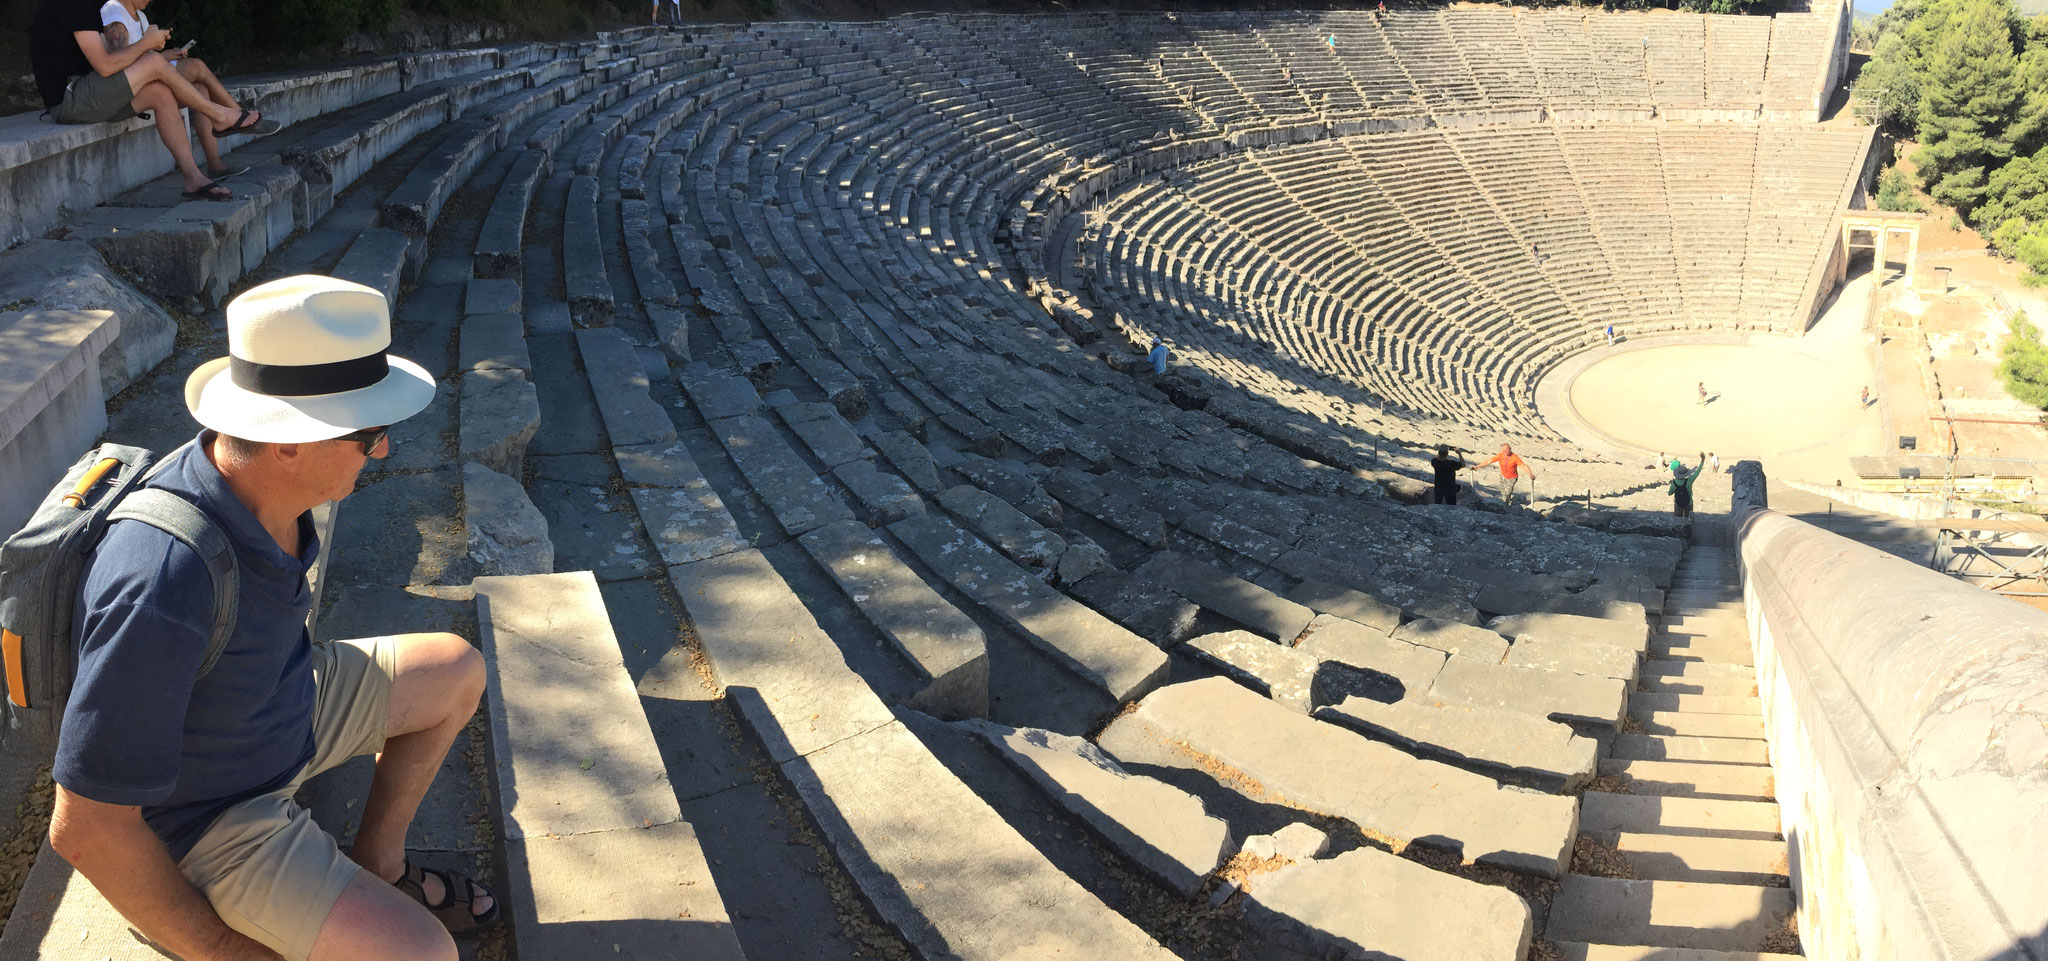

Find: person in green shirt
1669;452;1706;518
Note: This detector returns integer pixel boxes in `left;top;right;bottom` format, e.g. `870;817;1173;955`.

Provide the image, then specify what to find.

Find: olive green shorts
174;637;397;961
48;71;136;124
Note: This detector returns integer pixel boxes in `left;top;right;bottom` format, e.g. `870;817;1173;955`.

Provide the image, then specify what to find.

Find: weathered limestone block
964;721;1232;897
1241;848;1533;961
459;368;540;478
463;462;553;576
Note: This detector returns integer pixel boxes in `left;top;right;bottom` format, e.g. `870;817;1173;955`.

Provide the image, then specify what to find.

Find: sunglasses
336;424;391;453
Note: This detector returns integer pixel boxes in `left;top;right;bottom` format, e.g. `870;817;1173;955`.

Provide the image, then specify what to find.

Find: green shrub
1877;165;1926;211
1999;311;2048;406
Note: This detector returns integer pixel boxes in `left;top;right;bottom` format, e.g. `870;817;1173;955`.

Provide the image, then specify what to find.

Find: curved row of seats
1081;123;1870;436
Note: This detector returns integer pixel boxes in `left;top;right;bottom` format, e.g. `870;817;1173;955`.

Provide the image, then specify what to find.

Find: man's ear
271;442;305;463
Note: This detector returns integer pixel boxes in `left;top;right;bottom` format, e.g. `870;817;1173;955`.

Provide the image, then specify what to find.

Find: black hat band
229;351;389;397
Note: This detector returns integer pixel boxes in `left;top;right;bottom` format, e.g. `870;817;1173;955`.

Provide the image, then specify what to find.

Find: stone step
649;549;1178;959
1503;634;1640;682
1579;793;1782;843
965;721;1231;898
1317;694;1598;793
1490;611;1649;653
1648;638;1754;666
1658;613;1747;634
1605;832;1793;885
1544;876;1797;953
1137;549;1315;643
1638;671;1757;697
475;572;745;960
1429;654;1629;728
889;513;1168;705
575;326;679;449
798;519;989;719
1100;677;1579;877
1244;847;1534;961
1608;733;1769;765
1640;659;1755;681
1296;614;1451;702
711;412;856;538
1629;710;1767;739
1629;692;1762;715
1594;759;1775;801
1549;939;1802;960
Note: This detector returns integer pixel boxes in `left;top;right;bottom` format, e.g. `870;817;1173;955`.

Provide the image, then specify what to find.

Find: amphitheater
1;3;2044;960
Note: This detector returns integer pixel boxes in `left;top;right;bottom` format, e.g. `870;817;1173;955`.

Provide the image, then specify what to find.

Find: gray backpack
0;442;239;752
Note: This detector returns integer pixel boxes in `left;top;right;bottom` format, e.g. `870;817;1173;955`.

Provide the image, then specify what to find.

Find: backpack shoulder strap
107;490;240;680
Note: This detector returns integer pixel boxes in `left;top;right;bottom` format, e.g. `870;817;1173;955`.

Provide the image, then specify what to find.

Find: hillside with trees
1853;0;2048;283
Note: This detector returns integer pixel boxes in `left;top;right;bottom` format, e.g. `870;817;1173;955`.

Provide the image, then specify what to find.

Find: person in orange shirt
1473;443;1533;507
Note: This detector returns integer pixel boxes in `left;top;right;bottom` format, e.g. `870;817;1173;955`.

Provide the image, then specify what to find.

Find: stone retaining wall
1737;505;2048;961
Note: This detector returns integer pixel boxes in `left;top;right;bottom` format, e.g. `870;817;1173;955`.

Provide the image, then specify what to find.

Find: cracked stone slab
937;484;1066;570
1098;677;1576;878
463;462;551;578
869;429;941;493
889;513;1167;705
832;459;924;525
1068;569;1199;648
576;326;677;448
653;548;894;765
1184;630;1316;712
1315;696;1598;793
1393;618;1512;662
962;720;1232;897
1242;847;1532;961
616;440;747;566
777;403;869;468
1281;577;1401;635
476;571;678;840
1295;614;1449;704
1138;551;1314;643
465;277;522;316
1428;656;1628;728
458;368;540;478
1489;612;1650;653
459;312;532;375
712;413;854;537
781;721;1179;961
799;520;987;719
1502;634;1640;682
679;362;761;420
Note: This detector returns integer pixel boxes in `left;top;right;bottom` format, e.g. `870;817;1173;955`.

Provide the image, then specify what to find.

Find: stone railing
1734;469;2048;961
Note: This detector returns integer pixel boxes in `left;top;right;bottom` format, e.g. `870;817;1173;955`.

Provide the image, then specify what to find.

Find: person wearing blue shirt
1149;337;1169;375
51;275;497;961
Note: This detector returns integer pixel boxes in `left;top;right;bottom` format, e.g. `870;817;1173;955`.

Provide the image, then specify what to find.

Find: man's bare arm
103;22;127;53
49;786;276;961
75;25;164;76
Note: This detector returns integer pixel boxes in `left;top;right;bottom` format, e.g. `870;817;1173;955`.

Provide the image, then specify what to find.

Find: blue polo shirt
55;435;319;861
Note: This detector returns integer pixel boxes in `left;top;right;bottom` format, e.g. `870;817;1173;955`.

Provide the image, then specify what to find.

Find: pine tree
1911;0;2025;211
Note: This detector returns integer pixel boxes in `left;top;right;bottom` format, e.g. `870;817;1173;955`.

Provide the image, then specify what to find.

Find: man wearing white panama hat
48;275;497;961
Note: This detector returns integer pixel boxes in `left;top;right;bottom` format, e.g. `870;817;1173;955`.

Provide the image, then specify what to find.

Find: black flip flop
392;859;503;936
214;109;279;136
181;180;231;201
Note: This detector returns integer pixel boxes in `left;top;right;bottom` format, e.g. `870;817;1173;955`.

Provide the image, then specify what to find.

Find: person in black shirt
1430;444;1466;505
28;0;274;200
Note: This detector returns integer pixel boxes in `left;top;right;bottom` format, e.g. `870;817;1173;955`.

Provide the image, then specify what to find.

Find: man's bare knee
310;871;456;961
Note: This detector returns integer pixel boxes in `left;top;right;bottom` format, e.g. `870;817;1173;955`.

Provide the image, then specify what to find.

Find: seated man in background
28;0;274;201
100;0;247;181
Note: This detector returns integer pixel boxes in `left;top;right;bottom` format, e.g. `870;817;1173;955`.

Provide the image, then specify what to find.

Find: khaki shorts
175;637;397;961
49;71;136;124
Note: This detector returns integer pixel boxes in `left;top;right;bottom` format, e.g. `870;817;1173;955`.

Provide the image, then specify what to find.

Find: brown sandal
391;858;503;935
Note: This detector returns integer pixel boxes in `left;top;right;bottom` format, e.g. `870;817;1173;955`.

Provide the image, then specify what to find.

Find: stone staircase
1544;544;1803;960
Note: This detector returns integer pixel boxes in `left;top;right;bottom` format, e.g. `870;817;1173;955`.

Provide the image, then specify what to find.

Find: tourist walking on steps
29;0;275;201
48;275;502;961
1669;452;1706;518
100;0;247;183
1605;323;1616;347
1430;444;1466;505
1861;385;1871;408
1149;337;1169;375
1474;443;1533;508
1697;381;1708;406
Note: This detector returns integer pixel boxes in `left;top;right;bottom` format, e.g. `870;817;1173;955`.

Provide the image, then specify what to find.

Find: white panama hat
185;275;436;443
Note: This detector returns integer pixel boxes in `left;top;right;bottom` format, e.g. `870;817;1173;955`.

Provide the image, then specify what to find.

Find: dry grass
1568;836;1637;880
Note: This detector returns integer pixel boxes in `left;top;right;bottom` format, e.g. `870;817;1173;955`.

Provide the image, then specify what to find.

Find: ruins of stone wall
1736;505;2048;961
